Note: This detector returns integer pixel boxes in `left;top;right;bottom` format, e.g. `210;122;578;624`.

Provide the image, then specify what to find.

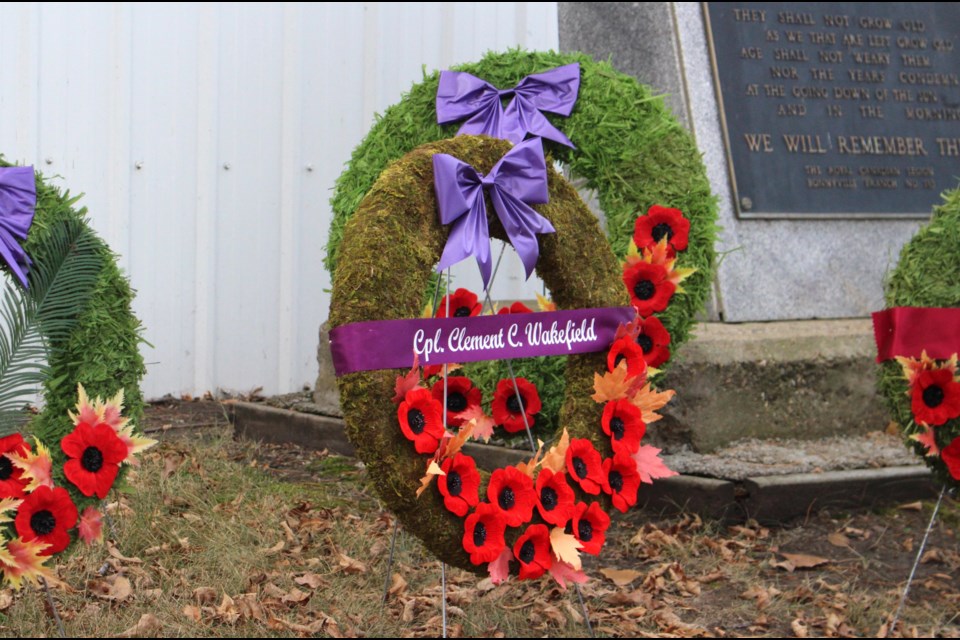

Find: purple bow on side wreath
433;137;555;288
0;167;36;288
436;63;580;148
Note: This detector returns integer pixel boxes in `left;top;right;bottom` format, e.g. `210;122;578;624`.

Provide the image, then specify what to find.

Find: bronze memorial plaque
704;2;960;218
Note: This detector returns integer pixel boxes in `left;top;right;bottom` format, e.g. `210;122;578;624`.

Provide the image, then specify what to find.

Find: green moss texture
329;136;627;572
878;188;960;488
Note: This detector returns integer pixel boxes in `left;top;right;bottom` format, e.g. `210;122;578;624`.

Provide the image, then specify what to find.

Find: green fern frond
0;217;103;436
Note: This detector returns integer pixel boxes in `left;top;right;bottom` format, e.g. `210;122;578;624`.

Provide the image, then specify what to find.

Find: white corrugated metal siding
0;2;560;398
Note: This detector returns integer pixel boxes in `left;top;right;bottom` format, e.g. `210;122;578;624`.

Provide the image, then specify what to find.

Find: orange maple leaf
549;527;583;570
440;422;474;460
515;442;545;478
459;406;495;442
910;424;940;457
540;429;570;474
536;292;556;312
415;461;445;498
591;361;633;403
10;440;53;492
392;354;422;404
630;383;676;424
0;537;54;590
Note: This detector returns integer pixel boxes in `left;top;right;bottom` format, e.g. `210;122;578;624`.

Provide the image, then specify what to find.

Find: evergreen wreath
0;159;146;514
878;189;960;489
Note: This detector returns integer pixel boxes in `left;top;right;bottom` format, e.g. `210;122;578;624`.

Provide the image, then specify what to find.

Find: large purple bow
436;63;580;148
433;137;555;288
0;167;36;288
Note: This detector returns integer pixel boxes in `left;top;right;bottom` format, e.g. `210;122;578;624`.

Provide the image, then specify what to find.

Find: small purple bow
433;138;555;288
436;63;580;148
0;167;36;288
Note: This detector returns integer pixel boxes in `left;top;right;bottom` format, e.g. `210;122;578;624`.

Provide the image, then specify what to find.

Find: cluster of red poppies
621;205;693;369
898;352;960;480
0;386;154;586
394;307;674;583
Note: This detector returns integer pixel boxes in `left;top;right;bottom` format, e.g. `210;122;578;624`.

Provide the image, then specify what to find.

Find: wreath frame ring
329;135;628;572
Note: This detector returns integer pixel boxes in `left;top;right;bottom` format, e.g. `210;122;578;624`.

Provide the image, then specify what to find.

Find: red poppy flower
535;468;576;527
513;524;553;579
607;336;647;380
636;316;671;368
602;399;646;456
942;437;960;481
497;301;533;315
486;466;536;527
602;453;642;513
463;502;507;565
491;378;542;434
910;367;960;426
14;485;78;556
565;439;604;495
569;501;610;555
435;288;482;318
432;377;482;428
633;205;690;253
397;388;445;454
0;434;31;499
438;453;480;517
623;261;675;317
61;422;128;499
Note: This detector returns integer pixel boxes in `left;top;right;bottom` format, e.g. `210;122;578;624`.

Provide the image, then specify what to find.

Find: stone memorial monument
559;2;959;449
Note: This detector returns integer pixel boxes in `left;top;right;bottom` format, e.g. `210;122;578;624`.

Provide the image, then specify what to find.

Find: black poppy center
540;486;558;511
651;222;674;243
31;510;56;536
447;392;468;413
407;408;426;434
454;306;471;317
578;520;593;542
473;521;487;547
637;334;653;354
572;457;587;479
609;470;624;492
498;486;515;510
610;417;626;441
81;446;105;472
519;540;536;564
506;394;523;414
634;280;655;301
923;384;945;409
0;456;12;480
447;470;462;497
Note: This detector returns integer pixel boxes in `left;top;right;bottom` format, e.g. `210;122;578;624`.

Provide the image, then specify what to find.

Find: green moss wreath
878;189;960;488
0;160;146;511
329;136;630;571
325;50;718;370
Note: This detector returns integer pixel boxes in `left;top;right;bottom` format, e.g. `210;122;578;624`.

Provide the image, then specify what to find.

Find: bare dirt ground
142;397;960;637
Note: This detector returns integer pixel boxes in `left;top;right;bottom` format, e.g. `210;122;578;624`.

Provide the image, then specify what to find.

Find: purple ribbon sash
436;63;580;148
330;306;636;376
433;137;555;288
0;166;37;288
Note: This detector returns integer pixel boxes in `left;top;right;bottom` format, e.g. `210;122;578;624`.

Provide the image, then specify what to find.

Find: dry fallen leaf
599;567;644;587
337;552;367;574
281;587;311;604
387;573;407;598
193;586;218;605
294;572;326;589
117;613;162;637
87;575;132;601
774;552;830;572
898;501;923;512
107;542;143;564
827;532;852;549
182;605;202;622
262;540;285;556
216;593;239;624
791;618;809;637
